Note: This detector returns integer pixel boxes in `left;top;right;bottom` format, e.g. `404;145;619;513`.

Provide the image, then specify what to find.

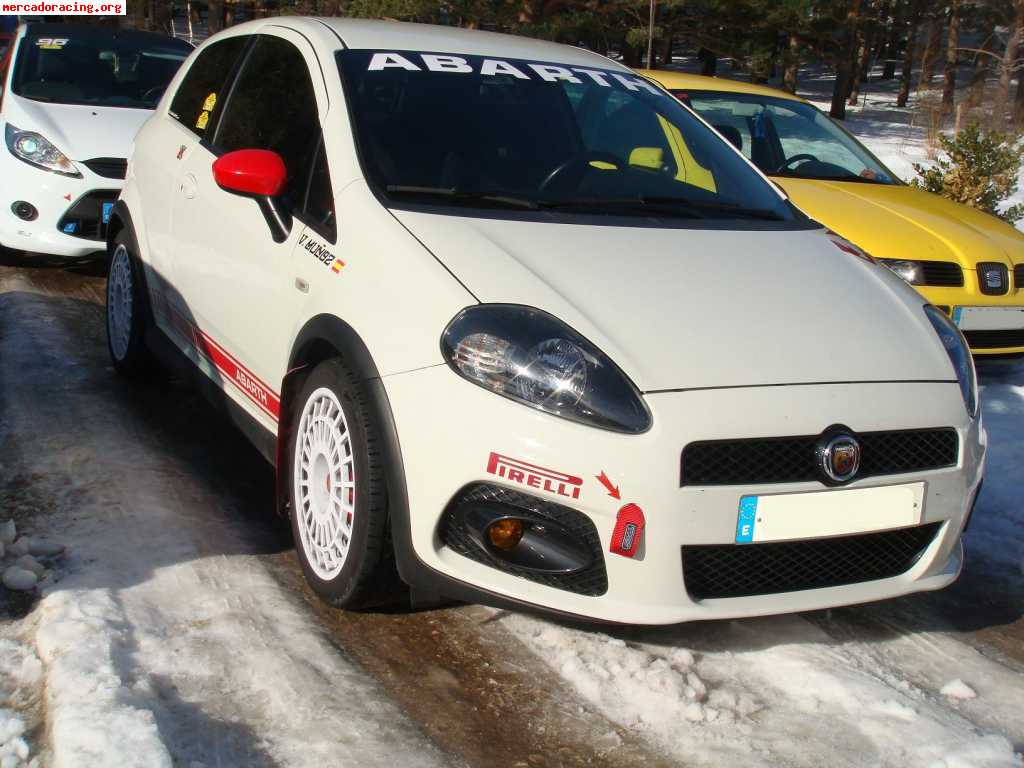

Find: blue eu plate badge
735;496;758;543
102;202;114;224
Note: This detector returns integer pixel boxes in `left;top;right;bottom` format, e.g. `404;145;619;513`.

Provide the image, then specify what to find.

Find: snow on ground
0;279;452;768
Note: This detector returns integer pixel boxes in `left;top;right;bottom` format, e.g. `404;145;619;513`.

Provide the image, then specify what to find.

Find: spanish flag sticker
330;258;345;274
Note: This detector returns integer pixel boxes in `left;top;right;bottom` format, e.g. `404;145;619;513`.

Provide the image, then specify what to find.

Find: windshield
12;28;191;109
680;91;898;184
337;51;804;224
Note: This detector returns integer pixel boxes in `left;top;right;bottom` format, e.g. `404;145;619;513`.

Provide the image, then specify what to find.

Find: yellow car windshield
681;91;899;185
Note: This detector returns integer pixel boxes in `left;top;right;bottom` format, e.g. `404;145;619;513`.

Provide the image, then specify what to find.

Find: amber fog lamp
487;518;524;550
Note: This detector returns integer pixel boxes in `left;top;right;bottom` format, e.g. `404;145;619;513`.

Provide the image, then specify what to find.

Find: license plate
735;483;925;544
102;202;114;224
952;306;1024;331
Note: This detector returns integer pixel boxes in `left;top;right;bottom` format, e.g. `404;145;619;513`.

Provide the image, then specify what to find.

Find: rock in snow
940;679;978;700
1;568;37;592
6;540;29;558
26;539;63;558
0;521;15;545
12;557;44;577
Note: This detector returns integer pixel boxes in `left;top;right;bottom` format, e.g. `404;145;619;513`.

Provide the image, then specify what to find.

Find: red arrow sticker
596;470;621;499
609;503;645;558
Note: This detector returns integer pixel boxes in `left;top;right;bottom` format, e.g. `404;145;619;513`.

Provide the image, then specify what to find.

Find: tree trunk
131;0;147;29
995;0;1024;124
207;0;223;34
831;0;863;119
659;35;673;65
882;0;901;79
849;29;873;105
967;36;991;108
941;0;960;114
1015;65;1024;124
897;3;919;106
698;47;717;76
918;15;941;91
783;33;799;93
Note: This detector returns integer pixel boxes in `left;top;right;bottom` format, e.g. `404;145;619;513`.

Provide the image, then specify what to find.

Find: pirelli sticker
363;52;667;96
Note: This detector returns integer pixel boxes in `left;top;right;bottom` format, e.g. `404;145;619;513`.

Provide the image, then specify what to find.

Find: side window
169;36;248;140
302;138;336;242
214;35;323;217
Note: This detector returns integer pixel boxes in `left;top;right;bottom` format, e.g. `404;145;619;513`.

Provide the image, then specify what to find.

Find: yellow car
639;69;1024;358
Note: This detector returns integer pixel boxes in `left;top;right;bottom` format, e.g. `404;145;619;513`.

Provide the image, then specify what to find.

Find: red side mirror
212;149;287;197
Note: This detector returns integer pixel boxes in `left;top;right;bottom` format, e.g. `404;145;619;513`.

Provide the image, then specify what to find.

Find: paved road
1;254;1021;766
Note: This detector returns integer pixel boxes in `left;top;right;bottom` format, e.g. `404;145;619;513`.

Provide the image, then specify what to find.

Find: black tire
287;358;400;608
105;231;153;377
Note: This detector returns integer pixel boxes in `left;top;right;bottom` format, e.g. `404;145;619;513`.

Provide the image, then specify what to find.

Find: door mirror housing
212;149;292;242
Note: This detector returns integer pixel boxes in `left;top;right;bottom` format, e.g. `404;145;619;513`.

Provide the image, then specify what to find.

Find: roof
635;69;811;104
244;17;628;70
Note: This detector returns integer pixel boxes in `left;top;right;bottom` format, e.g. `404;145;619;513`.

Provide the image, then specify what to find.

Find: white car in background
107;18;984;624
0;23;190;258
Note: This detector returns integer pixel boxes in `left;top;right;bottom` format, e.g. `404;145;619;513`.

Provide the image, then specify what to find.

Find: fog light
487;518;524;550
11;201;38;221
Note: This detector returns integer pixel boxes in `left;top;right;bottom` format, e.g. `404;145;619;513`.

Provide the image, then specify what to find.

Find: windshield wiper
540;195;784;220
384;185;539;210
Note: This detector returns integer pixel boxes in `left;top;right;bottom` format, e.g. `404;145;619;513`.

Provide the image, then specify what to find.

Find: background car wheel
105;232;153;377
287;358;399;608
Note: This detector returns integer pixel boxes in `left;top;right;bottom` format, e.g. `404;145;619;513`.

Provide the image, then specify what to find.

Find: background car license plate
102;202;114;224
735;483;925;543
953;306;1024;331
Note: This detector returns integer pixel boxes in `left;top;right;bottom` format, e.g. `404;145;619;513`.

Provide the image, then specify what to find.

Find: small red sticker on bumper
609;503;645;558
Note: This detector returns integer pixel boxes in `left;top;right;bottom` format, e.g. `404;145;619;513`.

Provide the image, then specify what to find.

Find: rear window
12;28;191;109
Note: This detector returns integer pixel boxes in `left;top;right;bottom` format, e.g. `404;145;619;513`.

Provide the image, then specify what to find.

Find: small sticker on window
202;92;217;111
195;111;210;130
36;38;69;50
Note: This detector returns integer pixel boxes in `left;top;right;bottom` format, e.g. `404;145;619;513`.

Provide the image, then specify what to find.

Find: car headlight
4;123;81;177
877;258;925;285
441;305;652;433
924;305;978;418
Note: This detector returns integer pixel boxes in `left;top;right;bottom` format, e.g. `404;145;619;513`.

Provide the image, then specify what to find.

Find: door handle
181;174;197;200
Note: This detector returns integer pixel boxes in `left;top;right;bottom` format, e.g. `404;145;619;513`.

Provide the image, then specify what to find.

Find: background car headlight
442;305;652;433
924;305;978;418
4;124;81;177
877;258;925;285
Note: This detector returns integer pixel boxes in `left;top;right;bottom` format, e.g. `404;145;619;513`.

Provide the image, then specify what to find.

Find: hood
777;178;1024;267
392;210;956;392
4;93;150;162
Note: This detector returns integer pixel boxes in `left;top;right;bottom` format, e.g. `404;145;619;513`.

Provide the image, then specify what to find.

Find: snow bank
0;638;43;768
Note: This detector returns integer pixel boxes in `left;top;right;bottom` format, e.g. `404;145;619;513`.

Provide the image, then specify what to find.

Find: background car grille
681;428;958;486
963;329;1024;349
682;522;942;600
82;158;128;180
920;261;964;286
1015;264;1024;291
439;483;608;596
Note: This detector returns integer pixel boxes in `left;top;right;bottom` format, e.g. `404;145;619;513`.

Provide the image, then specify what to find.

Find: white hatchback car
0;23;190;258
107;17;985;624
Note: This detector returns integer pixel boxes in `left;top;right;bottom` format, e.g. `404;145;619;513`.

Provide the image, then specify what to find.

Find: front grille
963;329;1024;349
681;428;958;486
440;483;608;596
82;158;127;179
682;522;942;600
921;261;964;286
977;262;1010;296
56;190;118;241
1015;264;1023;291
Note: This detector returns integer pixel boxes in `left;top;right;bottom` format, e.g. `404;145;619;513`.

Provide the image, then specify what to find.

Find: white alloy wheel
294;386;357;580
107;244;134;362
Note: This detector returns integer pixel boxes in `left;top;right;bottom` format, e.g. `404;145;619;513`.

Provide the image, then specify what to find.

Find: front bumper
0;150;121;258
918;284;1024;356
383;366;985;624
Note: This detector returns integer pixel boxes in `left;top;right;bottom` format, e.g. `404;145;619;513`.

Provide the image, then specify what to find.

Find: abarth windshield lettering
337;51;802;224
